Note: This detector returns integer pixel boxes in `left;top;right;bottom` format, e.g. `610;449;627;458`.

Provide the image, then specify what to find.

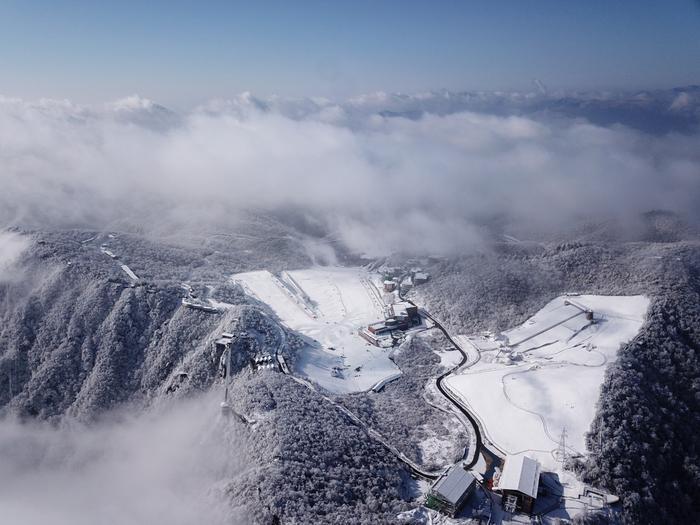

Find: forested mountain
584;260;700;524
1;219;699;523
0;228;418;523
416;236;700;524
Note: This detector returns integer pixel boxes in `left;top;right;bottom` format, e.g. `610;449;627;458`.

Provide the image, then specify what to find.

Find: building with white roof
426;464;476;517
412;272;430;285
495;455;541;514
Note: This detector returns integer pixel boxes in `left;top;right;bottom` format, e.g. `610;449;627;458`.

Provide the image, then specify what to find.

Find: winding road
249;271;491;481
397;277;487;470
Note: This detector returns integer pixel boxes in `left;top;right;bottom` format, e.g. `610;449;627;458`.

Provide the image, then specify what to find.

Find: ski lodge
495;455;541;514
412;271;430;285
426;464;476;517
358;302;421;346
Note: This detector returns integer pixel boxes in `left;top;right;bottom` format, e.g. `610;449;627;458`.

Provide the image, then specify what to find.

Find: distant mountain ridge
198;85;700;134
4;85;699;134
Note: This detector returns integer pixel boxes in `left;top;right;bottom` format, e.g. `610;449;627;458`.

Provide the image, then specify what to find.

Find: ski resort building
426;465;476;517
495;455;541;514
367;321;393;335
380;266;402;280
359;301;421;347
389;302;420;323
214;333;234;358
412;272;430;285
358;325;392;347
252;353;278;371
383;280;396;292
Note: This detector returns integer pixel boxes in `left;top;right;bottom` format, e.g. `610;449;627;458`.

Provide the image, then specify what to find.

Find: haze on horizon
1;0;699;107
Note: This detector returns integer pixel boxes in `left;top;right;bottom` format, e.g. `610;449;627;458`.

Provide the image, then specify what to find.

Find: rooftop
432;465;476;505
497;455;540;499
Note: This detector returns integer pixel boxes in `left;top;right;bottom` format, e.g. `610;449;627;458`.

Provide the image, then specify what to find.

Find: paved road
416;309;483;468
265;273;492;480
398;278;485;469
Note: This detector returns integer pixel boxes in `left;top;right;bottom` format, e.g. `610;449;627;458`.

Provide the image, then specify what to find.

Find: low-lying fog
1;93;699;255
0;392;244;525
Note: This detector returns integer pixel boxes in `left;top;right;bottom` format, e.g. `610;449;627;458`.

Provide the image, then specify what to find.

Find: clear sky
1;0;699;107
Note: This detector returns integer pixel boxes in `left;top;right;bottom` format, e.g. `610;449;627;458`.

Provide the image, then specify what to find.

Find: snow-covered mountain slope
0;228;420;523
1;223;699;524
412;239;700;523
232;267;400;393
446;294;649;470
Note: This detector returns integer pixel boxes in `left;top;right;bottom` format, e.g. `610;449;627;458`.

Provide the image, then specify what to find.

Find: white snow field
232;267;401;393
446;295;649;470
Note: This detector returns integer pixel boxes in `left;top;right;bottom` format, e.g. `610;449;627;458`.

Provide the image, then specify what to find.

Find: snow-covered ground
232;267;401;393
446;295;649;470
417;428;464;469
433;346;463;369
120;264;139;281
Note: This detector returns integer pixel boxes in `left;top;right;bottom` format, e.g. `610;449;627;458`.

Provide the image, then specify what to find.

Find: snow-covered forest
0;214;698;523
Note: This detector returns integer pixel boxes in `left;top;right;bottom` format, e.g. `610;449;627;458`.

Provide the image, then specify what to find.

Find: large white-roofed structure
496;455;541;514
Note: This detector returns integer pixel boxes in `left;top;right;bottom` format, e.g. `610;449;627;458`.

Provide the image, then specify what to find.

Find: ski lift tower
220;338;234;416
215;333;235;417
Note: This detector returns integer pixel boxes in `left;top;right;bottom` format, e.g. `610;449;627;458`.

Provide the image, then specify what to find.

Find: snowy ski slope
446;295;649;469
232;267;401;393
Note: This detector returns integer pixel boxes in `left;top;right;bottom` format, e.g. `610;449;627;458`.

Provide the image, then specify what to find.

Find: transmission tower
557;426;568;463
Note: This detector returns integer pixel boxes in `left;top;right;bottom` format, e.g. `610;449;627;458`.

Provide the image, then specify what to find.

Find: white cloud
0;232;30;282
0;95;698;255
670;91;691;111
0;393;244;525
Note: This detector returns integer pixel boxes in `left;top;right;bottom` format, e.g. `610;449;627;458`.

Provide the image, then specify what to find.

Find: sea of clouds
1;90;698;255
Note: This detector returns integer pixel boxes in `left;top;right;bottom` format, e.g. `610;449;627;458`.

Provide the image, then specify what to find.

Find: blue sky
1;0;699;107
